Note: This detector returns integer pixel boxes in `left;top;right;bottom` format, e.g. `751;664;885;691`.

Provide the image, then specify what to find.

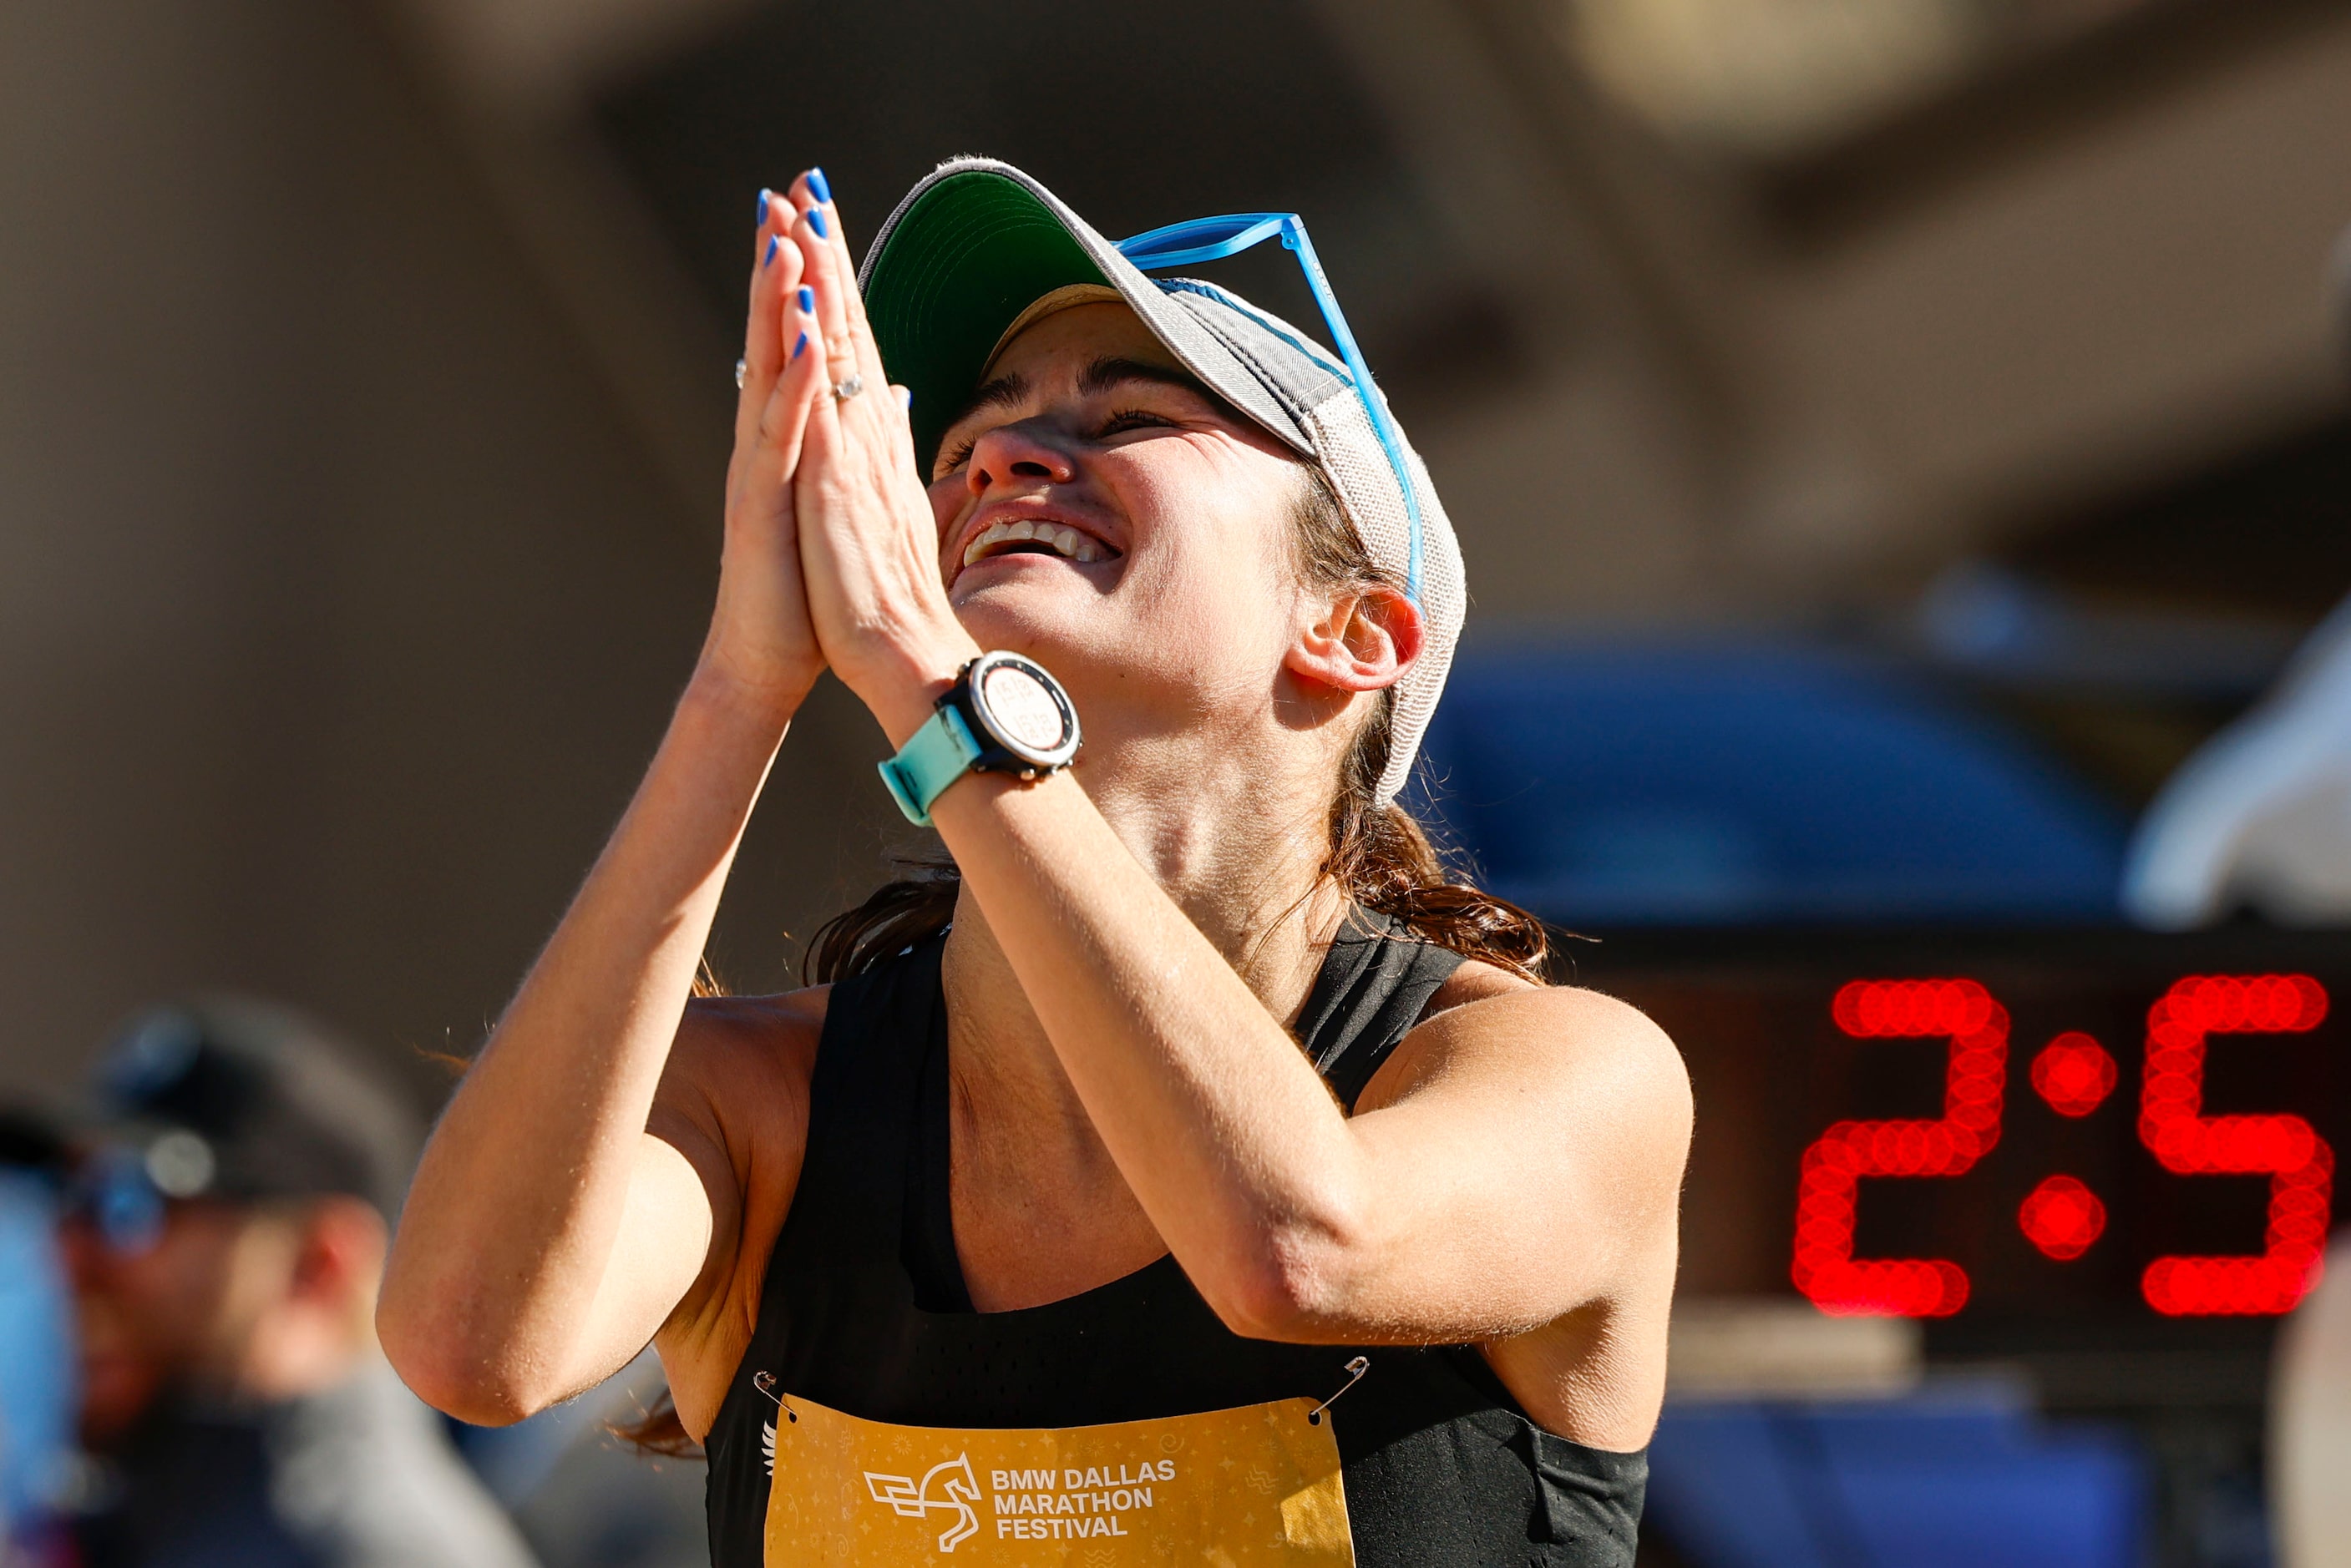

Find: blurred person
383;161;1690;1567
58;999;535;1568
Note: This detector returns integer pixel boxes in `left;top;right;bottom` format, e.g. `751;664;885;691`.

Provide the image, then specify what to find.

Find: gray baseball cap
859;159;1466;807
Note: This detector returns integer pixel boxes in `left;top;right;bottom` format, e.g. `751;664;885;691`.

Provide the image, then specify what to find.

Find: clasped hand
707;170;977;745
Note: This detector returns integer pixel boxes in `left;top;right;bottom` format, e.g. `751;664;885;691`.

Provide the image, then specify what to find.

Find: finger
737;286;826;515
786;172;888;392
794;169;882;358
791;201;863;394
735;201;806;457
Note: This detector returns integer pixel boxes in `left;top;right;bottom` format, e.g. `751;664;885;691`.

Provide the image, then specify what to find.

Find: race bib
761;1391;1355;1565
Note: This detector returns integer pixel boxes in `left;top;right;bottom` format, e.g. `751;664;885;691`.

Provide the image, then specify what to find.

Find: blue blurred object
1647;1383;2148;1568
1411;640;2129;924
0;1171;75;1542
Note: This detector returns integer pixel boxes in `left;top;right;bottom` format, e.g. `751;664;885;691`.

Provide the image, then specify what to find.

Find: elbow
1203;1206;1375;1343
376;1299;545;1429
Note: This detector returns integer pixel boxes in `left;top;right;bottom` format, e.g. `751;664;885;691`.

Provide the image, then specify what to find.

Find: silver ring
831;373;864;404
734;357;747;390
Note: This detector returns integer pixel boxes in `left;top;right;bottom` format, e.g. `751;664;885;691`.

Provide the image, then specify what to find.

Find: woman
380;160;1691;1566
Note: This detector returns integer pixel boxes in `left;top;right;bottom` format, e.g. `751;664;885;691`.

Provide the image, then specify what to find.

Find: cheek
927;478;965;540
1112;458;1296;637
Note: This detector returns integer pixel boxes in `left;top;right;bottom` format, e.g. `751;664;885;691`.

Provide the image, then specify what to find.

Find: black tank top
703;917;1646;1565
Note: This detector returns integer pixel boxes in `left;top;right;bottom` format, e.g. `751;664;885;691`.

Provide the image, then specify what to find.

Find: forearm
381;670;791;1411
929;768;1375;1334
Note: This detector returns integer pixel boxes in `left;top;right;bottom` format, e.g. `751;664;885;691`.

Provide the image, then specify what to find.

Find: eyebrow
945;369;1033;437
943;357;1221;445
1076;356;1215;402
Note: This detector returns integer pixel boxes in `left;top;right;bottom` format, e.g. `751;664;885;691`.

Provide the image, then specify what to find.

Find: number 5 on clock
2140;974;2333;1317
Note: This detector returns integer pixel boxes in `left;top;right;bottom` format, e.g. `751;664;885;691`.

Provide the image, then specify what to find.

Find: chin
950;586;1110;670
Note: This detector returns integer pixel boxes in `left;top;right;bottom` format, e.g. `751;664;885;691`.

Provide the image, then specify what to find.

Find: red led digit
1792;979;2008;1317
2139;974;2332;1317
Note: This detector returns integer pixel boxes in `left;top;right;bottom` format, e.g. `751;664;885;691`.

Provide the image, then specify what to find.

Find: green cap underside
864;171;1115;466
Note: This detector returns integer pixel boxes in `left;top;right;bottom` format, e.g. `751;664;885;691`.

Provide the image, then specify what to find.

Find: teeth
958;518;1109;569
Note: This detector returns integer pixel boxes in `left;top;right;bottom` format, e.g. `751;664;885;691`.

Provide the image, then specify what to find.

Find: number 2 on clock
1791;979;2008;1317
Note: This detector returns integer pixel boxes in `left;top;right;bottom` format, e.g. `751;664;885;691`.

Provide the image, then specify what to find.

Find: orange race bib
760;1391;1355;1565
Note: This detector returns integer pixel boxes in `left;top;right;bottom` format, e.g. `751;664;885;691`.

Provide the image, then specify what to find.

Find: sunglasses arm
1114;213;1427;599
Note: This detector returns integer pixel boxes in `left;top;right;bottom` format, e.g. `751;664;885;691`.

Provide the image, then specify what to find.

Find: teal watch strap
878;705;983;827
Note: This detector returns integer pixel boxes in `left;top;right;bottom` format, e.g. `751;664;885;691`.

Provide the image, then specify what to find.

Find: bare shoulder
670;987;829;1087
654;987;831;1170
1366;959;1690;1131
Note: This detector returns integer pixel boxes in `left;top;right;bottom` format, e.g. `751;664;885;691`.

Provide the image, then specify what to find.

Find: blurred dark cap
78;997;423;1219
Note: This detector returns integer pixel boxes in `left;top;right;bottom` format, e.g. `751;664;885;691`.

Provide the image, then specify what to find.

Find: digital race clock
1578;928;2351;1324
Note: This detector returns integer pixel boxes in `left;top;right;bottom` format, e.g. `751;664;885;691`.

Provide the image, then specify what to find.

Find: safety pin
1307;1357;1369;1425
752;1370;798;1423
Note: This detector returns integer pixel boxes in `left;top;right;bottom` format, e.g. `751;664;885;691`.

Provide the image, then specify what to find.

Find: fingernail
756;188;772;225
807;168;832;205
808;207;830;240
764;234;781;267
792;331;808;362
899;386;914;412
797;286;814;314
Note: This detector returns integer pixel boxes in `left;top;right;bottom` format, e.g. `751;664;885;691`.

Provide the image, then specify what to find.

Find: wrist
855;628;983;747
682;655;808;736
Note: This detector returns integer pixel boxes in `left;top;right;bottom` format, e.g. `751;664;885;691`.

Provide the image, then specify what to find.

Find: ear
1285;584;1424;695
289;1196;387;1308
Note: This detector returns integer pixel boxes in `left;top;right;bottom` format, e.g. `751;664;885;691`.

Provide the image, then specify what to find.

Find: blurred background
7;0;2351;1564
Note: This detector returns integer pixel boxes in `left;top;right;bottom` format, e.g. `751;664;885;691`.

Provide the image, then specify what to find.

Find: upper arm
619;993;822;1434
1334;980;1692;1336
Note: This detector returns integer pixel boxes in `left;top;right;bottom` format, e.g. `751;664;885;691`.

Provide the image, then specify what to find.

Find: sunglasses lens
77;1149;165;1254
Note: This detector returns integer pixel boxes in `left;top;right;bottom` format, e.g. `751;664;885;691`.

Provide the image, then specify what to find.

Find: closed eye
935;434;977;478
1097;408;1178;438
935;407;1184;481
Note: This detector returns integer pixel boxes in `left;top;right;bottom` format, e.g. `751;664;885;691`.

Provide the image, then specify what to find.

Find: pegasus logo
864;1454;980;1552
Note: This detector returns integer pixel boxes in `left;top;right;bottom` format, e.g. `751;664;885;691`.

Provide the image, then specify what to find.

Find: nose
966;419;1077;496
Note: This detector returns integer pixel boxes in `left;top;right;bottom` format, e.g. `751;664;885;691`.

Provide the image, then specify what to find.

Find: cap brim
860;160;1314;467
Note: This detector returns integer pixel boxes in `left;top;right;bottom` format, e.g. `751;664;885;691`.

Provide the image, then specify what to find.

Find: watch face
971;654;1079;767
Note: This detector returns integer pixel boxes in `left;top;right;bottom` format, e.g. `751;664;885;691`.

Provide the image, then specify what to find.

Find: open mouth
958;518;1117;574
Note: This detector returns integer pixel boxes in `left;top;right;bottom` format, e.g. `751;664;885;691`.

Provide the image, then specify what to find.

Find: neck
940;721;1349;1128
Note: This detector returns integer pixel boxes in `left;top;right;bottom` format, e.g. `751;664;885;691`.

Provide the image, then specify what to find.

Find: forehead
985;301;1183;385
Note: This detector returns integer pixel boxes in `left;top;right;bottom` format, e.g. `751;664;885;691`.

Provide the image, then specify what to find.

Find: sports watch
878;650;1082;826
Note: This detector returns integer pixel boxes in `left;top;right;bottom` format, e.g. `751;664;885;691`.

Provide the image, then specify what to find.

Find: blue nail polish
899;386;914;412
764;234;781;267
797;286;814;313
792;331;808;362
756;188;772;225
808;207;830;240
807;168;831;205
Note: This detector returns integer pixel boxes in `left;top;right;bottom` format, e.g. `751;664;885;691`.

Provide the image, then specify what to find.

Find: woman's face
926;302;1325;737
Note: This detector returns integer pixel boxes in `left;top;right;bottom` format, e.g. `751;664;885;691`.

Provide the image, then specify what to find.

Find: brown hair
619;466;1544;1454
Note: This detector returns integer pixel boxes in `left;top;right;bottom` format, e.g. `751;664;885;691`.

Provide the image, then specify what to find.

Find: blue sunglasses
1112;213;1425;600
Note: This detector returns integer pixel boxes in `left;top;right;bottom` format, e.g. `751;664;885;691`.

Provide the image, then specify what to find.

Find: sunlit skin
378;171;1690;1459
63;1197;388;1447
